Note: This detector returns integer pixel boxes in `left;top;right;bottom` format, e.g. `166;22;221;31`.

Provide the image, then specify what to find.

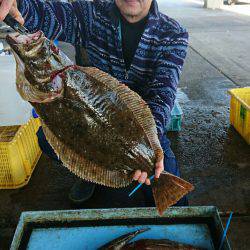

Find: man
0;0;189;205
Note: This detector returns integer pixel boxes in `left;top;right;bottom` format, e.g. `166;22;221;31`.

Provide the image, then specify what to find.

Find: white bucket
0;55;32;126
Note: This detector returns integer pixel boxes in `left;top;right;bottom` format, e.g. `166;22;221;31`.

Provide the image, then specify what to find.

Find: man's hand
0;0;24;25
133;156;164;185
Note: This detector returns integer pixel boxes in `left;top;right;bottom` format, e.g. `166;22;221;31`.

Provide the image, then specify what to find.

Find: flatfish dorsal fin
42;123;132;187
81;67;164;162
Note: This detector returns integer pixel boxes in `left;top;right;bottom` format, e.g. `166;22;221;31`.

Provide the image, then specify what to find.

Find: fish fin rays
80;67;164;161
15;60;32;101
152;171;194;215
42;123;132;188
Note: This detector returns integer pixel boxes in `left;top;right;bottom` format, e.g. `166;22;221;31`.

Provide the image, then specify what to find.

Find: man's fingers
133;170;141;181
155;158;164;178
155;167;163;179
0;0;15;21
138;172;147;184
13;0;17;8
9;7;24;25
0;0;23;25
145;178;151;186
155;165;164;178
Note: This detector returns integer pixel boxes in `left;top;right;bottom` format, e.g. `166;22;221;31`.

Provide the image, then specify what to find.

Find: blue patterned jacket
19;0;189;140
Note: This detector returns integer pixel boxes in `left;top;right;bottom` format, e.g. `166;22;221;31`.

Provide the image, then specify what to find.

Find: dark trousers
36;126;188;206
37;126;60;162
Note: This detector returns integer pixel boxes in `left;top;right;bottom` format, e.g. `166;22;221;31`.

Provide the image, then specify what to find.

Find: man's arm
0;0;93;46
145;29;189;139
133;29;188;185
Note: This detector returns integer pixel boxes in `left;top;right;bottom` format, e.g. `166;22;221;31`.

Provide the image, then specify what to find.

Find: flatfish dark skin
6;31;194;215
98;229;206;250
122;239;206;250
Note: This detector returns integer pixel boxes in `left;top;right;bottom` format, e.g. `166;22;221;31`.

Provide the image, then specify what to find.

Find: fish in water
99;229;206;250
6;31;194;215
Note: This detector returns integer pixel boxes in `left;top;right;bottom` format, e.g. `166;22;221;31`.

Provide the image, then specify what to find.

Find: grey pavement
0;1;250;249
158;0;250;87
160;1;250;248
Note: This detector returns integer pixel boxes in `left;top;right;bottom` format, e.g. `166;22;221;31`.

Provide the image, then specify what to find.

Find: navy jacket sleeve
144;28;189;138
18;0;93;46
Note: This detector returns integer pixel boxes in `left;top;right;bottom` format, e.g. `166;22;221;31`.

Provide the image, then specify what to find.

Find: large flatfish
6;31;194;215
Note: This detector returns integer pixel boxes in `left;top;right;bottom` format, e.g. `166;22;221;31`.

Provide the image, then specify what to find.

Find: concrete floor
1;0;250;249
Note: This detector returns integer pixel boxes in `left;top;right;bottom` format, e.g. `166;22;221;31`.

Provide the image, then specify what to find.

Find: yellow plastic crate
0;118;42;189
228;87;250;144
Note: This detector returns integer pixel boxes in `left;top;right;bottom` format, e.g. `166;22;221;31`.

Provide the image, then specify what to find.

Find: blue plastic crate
167;100;183;132
11;207;231;250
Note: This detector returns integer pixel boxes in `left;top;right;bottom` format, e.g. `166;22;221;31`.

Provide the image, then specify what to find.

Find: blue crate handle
32;108;39;118
129;175;155;197
218;212;233;250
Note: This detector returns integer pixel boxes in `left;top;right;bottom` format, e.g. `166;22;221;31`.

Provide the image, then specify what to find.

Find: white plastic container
0;55;32;126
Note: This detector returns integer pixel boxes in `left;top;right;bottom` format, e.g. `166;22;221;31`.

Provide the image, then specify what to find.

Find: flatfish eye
72;71;85;81
67;70;87;88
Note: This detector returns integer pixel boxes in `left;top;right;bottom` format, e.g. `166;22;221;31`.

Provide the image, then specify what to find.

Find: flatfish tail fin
152;171;194;216
81;67;164;162
42;123;132;188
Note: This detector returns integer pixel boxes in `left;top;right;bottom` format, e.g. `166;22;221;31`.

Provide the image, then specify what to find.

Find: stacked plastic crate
228;87;250;144
0;117;41;189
